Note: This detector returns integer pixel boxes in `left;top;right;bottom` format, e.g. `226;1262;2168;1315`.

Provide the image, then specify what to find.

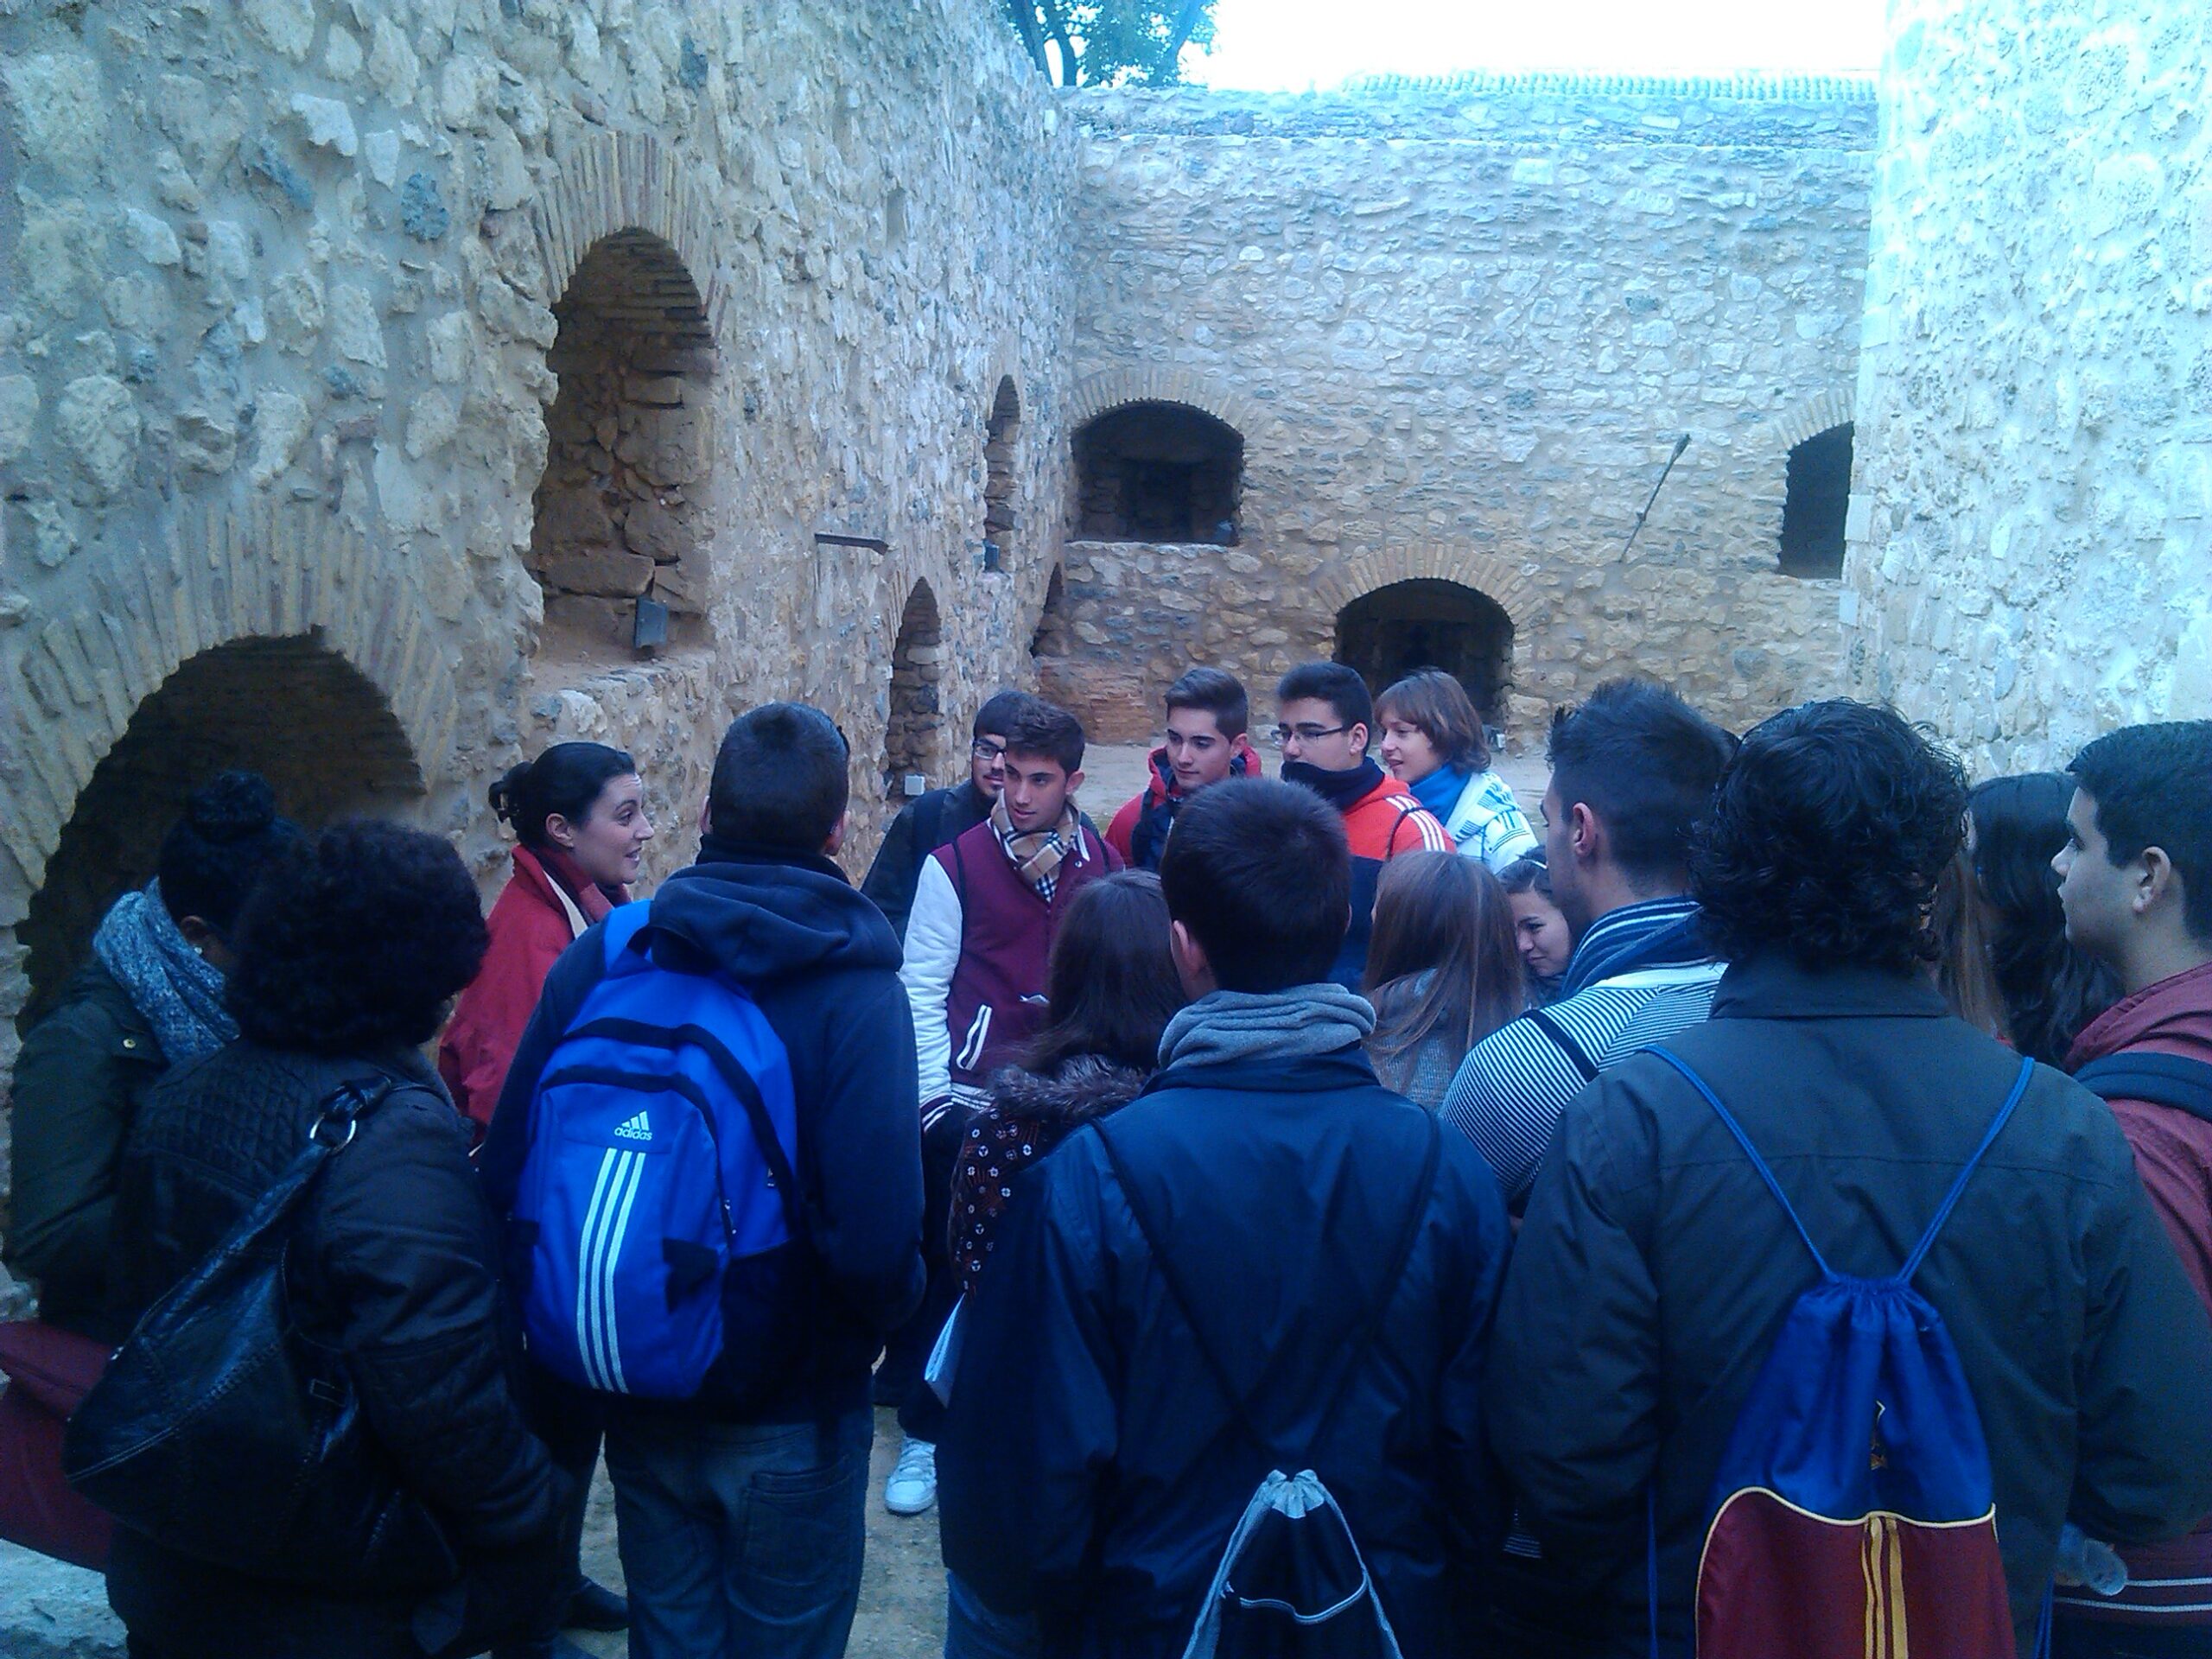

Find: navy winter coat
938;1046;1511;1658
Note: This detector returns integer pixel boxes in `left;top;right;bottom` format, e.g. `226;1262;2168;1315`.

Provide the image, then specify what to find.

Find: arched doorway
1334;580;1516;725
19;634;426;1023
884;582;944;802
983;377;1020;567
1072;402;1243;544
531;228;715;657
1778;422;1853;578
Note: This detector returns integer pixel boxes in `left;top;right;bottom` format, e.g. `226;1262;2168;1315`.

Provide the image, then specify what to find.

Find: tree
1001;0;1217;88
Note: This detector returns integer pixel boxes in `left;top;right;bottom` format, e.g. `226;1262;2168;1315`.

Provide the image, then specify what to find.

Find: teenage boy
939;778;1510;1656
2052;719;2212;1649
862;689;1030;940
1273;661;1450;986
481;703;925;1659
1105;666;1262;869
890;697;1120;1516
1491;699;2212;1657
1440;678;1735;1207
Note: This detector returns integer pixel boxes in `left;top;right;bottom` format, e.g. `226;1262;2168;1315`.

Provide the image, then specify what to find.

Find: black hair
488;742;638;852
156;770;302;938
1003;700;1085;775
1693;699;1968;975
2069;721;2212;944
1276;662;1373;741
1158;778;1350;992
973;690;1033;741
1025;872;1185;1075
1497;851;1553;900
1165;667;1249;741
1548;679;1736;883
226;819;488;1054
709;702;850;852
1968;773;2121;1065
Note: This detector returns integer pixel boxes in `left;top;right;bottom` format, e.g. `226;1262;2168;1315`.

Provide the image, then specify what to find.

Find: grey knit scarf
1157;983;1376;1072
91;880;236;1065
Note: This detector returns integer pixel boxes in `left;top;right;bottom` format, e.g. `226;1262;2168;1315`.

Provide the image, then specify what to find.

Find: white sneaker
883;1436;937;1515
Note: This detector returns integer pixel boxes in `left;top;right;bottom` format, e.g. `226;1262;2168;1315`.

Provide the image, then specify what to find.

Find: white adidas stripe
575;1149;621;1390
599;1150;644;1393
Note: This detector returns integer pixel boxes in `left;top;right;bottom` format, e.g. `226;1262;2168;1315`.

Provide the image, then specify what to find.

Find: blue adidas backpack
513;902;804;1401
1643;1046;2037;1659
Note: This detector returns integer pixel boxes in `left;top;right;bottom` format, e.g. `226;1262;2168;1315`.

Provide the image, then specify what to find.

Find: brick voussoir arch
531;129;735;339
1065;365;1283;449
1314;544;1540;678
1770;387;1857;454
1;499;457;912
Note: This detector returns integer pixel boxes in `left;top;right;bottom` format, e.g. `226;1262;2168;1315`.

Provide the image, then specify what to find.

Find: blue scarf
1408;762;1471;824
1558;895;1713;999
91;880;236;1065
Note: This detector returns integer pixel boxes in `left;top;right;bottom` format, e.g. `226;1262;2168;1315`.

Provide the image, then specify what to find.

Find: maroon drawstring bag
0;1319;114;1570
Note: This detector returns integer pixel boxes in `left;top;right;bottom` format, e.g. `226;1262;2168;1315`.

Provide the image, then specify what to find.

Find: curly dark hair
1691;699;1967;974
226;819;489;1054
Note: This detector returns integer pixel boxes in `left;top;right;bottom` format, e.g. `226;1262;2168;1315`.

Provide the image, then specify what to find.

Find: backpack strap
1897;1054;2036;1284
2073;1052;2212;1126
1527;1006;1599;1084
1094;1109;1442;1468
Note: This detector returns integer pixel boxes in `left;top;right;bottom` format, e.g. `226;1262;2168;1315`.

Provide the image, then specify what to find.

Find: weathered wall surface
1842;0;2212;771
1047;77;1873;746
0;0;1077;1108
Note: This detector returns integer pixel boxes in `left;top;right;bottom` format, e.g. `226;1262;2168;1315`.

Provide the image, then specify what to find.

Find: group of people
3;652;2210;1659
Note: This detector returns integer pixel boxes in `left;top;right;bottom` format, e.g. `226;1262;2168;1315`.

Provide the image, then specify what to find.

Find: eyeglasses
971;738;1007;760
1268;724;1351;748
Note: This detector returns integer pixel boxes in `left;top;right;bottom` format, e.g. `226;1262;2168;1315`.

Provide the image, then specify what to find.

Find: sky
1190;0;1886;90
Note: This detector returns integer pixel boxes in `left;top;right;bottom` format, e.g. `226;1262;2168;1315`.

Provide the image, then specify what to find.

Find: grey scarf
91;880;236;1065
1158;983;1376;1072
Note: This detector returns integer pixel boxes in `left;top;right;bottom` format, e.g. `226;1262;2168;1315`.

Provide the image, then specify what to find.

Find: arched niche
1030;564;1071;661
1072;402;1243;544
18;633;426;1025
884;582;945;800
983;377;1020;567
1779;423;1853;579
531;228;716;659
1334;580;1516;725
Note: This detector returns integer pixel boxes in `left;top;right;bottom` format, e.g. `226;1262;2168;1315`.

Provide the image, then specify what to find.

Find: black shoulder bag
64;1078;461;1592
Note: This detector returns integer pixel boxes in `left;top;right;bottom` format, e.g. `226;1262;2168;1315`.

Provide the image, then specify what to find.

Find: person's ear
1349;721;1370;754
1065;766;1084;798
823;811;848;857
543;811;579;851
697;795;713;837
2139;846;2176;916
1169;918;1216;998
1569;801;1602;866
175;915;217;953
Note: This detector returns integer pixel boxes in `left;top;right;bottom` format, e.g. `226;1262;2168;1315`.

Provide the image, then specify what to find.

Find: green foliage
1002;0;1218;88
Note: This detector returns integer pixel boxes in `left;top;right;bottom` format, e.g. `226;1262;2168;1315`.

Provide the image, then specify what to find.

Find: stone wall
1047;77;1874;747
0;0;1077;1122
1842;0;2212;771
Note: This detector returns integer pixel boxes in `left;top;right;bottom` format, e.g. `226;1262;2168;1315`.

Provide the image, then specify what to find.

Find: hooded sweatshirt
478;842;927;1423
2060;957;2212;1627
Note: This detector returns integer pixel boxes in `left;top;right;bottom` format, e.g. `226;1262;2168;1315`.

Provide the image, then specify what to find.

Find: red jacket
1104;735;1265;870
438;845;622;1134
2063;957;2212;1624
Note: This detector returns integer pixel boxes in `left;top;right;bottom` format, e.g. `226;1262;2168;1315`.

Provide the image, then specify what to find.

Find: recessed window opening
1030;565;1071;660
1073;402;1243;544
885;582;945;799
1779;423;1853;579
983;377;1020;569
1334;580;1516;727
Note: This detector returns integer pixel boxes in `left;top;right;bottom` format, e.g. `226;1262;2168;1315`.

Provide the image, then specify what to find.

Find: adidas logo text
613;1110;652;1143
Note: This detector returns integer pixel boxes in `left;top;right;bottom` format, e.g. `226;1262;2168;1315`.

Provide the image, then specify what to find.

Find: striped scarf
990;793;1083;902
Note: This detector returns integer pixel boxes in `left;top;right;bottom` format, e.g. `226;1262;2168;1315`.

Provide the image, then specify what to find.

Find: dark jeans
2055;1619;2212;1658
944;1573;1043;1659
887;1099;968;1442
603;1406;874;1659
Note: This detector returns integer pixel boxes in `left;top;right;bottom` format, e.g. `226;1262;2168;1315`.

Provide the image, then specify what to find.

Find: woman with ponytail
8;770;299;1339
438;742;653;1135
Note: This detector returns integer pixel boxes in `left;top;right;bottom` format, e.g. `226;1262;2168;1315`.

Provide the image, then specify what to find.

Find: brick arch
530;130;736;340
1313;545;1541;695
1;499;458;915
1770;387;1857;454
1066;366;1285;451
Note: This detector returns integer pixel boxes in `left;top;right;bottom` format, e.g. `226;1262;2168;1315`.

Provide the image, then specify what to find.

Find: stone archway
18;634;427;1020
884;581;945;801
983;377;1020;567
1072;402;1243;544
1335;581;1516;724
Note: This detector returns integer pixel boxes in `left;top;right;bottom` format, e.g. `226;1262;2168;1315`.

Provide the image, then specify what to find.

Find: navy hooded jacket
478;843;927;1423
938;1045;1511;1657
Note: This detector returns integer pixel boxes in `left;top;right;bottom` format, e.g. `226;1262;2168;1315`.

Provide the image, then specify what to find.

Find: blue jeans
602;1407;873;1659
944;1573;1043;1659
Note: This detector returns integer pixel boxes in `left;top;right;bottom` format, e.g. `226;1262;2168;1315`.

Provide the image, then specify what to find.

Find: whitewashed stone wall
0;0;1077;1110
1844;0;2212;771
1050;77;1873;744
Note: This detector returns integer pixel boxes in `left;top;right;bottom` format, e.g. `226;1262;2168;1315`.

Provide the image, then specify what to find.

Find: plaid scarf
990;793;1084;901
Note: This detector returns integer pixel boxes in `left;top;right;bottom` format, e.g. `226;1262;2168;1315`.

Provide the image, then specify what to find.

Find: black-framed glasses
1268;723;1351;747
971;738;1007;760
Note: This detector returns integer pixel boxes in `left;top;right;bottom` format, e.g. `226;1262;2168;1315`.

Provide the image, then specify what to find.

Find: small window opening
1073;402;1243;544
1779;423;1853;579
